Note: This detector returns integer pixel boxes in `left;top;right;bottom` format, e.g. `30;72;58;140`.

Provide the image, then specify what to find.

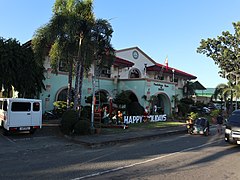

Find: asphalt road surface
0;126;240;180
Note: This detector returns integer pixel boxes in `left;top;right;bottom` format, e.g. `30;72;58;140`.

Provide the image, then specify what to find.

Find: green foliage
113;90;131;105
80;106;91;119
85;92;108;104
180;98;194;105
32;0;115;111
53;101;74;116
60;110;78;135
127;102;144;116
0;38;45;97
73;118;91;135
197;22;240;79
74;106;91;135
188;112;199;120
210;109;220;118
177;98;194;117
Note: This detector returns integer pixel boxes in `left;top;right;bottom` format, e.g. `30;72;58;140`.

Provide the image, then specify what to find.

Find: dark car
191;117;210;136
225;110;240;144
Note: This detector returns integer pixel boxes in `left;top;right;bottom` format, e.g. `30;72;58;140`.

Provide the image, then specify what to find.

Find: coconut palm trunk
73;32;83;112
78;61;84;115
67;59;73;109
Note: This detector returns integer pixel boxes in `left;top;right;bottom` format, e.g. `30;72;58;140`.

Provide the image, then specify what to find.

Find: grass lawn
101;121;185;134
128;121;185;129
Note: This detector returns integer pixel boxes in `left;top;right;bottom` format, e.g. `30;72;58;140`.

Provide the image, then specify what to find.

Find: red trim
113;57;134;68
146;64;196;79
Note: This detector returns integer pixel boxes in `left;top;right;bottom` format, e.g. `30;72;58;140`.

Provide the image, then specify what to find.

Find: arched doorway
124;90;144;115
150;93;171;115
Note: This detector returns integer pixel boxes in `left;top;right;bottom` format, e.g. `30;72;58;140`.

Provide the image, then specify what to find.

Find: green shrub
80;106;91;119
73;118;91;135
53;101;74;117
60;110;78;135
210;109;220;118
127;102;144;115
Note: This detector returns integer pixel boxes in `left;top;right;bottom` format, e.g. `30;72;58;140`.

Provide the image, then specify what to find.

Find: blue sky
1;0;240;88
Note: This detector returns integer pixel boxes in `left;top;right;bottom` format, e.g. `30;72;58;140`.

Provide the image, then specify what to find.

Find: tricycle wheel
204;129;209;136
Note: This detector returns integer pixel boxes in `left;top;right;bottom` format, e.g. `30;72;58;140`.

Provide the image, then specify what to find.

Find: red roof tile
113;57;134;68
146;63;196;79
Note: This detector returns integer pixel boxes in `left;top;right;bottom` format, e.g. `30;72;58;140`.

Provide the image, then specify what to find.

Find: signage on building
123;114;167;124
153;83;164;91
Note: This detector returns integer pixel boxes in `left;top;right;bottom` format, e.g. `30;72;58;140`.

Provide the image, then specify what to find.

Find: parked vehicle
42;110;59;120
0;98;42;135
191;117;210;136
225;110;240;144
202;107;211;114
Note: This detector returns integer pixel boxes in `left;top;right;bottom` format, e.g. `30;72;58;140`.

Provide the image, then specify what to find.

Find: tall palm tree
32;0;94;109
32;0;115;114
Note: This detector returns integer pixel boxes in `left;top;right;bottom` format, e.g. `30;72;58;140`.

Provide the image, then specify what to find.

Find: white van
0;98;42;135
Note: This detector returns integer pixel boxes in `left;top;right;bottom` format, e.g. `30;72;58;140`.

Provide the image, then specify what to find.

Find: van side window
11;102;31;112
33;102;40;111
3;101;7;111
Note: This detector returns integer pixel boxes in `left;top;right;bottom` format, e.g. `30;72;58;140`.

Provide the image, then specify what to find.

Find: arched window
129;68;141;78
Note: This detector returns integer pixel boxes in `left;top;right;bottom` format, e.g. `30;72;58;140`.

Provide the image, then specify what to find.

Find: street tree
197;22;240;82
0;37;45;98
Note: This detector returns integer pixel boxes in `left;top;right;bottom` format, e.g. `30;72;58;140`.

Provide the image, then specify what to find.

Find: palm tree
32;0;115;115
213;81;236;113
213;83;229;110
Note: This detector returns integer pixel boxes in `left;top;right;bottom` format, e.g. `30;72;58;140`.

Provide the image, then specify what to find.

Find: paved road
1;126;239;180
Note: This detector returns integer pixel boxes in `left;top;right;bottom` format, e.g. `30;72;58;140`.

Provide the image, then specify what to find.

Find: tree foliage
113;90;132;106
0;37;45;97
32;0;115;112
197;22;240;82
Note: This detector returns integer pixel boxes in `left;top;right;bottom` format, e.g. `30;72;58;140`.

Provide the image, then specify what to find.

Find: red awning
146;63;196;79
113;57;134;68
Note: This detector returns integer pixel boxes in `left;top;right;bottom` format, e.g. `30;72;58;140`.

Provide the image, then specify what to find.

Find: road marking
71;138;223;180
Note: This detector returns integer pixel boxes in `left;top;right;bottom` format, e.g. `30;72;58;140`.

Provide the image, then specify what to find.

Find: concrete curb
64;128;187;148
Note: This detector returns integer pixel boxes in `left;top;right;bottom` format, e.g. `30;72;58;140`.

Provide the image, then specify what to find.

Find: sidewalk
42;119;187;148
